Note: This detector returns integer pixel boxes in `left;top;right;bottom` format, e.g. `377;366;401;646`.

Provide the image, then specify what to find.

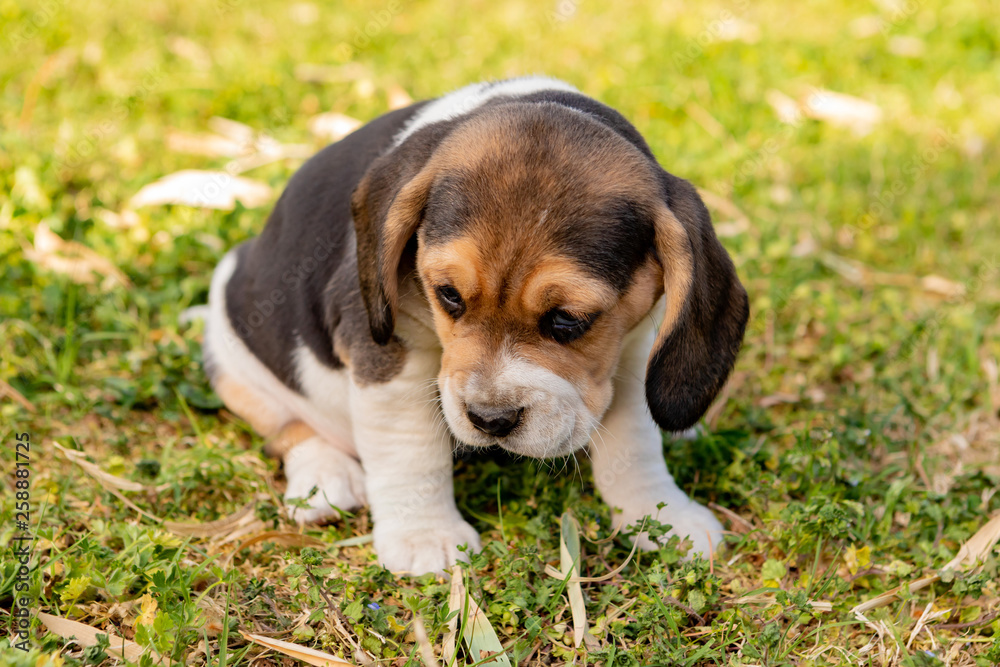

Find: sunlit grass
2;0;999;664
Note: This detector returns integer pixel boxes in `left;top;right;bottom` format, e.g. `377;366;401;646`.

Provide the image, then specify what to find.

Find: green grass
2;0;1000;664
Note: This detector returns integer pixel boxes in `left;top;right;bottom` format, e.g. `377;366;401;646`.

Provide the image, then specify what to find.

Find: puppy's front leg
591;323;724;557
349;357;480;575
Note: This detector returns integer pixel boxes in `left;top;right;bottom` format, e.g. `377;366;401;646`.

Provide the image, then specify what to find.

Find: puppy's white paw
615;498;724;558
374;515;481;576
283;437;367;524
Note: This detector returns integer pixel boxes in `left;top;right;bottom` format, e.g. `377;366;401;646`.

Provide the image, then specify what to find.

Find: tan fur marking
379;168;438;323
213;374;285;436
520;257;618;316
332;335;352;370
263;421;317;459
652;205;695;345
419;238;483;301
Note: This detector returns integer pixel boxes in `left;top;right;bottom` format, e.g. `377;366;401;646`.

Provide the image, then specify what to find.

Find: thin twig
661;595;705;626
846;567;886;583
0;378;36;412
937;610;1000;631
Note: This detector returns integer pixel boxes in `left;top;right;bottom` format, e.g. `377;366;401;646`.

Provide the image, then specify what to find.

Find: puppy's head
353;102;748;458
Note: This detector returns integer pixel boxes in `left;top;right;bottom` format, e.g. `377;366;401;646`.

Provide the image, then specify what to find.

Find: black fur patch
550;199;656;293
223;102;428;391
498;89;657;160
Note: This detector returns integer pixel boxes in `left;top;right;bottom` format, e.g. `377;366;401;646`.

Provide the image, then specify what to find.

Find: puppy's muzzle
466;404;523;437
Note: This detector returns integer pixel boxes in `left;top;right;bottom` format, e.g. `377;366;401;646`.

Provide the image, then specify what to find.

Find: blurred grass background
2;0;1000;664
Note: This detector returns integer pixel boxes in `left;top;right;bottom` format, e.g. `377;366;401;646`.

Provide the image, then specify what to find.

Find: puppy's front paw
283;437;367;524
374;516;481;576
616;499;724;558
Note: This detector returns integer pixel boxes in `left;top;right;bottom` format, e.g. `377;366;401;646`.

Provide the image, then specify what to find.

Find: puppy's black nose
466;405;523;437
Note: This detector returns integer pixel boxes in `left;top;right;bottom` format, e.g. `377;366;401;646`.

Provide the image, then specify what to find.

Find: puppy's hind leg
213;376;365;524
271;421;367;525
212;373;290;438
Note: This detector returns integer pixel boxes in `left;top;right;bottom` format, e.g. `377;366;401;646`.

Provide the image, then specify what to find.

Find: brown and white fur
203;77;749;575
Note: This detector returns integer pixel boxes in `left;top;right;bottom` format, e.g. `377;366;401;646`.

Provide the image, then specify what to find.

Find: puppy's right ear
352;129;446;344
645;174;749;432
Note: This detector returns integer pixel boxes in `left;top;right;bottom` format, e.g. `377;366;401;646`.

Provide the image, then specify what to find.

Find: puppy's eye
541;309;598;344
435;285;466;318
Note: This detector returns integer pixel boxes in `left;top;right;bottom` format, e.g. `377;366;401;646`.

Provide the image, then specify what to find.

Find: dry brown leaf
228;146;315;175
818;251;866;285
802;89;882;135
37;612;169;665
791;235;818;258
765;89;802;125
684;101;728;140
207;116;256;144
447;566;511;666
709;502;755;535
703;374;738;429
852;512;1000;615
731;594;832;612
93;207;140;230
240;631;354;665
207;116;315;164
210;519;267;548
942;511;1000;570
289;3;319;25
921;274;966;299
24;222;131;290
906;602;949;649
54;441;167;493
849;15;884;38
412;615;440;667
308;112;363;143
851;575;939;616
818;252;964;298
387;85;414;110
170;118;313;168
166;130;246;157
888;35;925;58
231;530;327;551
758;392;801;408
560;511;587;648
167;36;212;69
443;566;462;665
0;377;36;412
698;189;751;237
543;528;643;584
130;170;273;210
714;221;749;238
53;441;167;523
164;502;257;537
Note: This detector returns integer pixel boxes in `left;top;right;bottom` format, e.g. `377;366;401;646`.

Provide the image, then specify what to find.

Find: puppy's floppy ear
351;132;443;345
645;173;749;432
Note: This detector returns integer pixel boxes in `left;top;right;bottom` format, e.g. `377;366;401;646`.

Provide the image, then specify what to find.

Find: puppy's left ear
351;131;444;345
645;174;749;432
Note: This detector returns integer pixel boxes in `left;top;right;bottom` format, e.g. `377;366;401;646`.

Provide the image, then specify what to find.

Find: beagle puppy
203;77;748;575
